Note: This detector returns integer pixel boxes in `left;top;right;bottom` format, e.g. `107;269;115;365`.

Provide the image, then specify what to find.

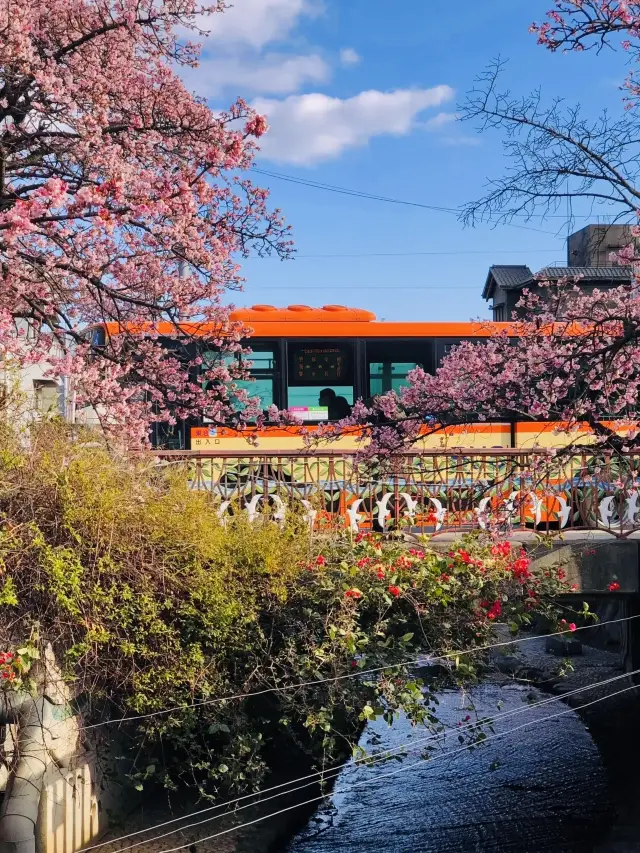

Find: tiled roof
482;265;533;299
531;266;632;282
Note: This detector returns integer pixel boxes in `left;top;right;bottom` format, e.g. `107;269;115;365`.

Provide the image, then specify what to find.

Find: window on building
33;380;59;414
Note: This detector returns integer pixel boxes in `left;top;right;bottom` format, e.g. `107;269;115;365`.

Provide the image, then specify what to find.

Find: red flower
608;581;621;592
315;555;326;566
388;585;401;597
491;542;511;558
511;557;531;580
569;623;577;632
345;588;362;599
456;550;472;564
486;600;502;620
357;557;370;569
376;568;385;579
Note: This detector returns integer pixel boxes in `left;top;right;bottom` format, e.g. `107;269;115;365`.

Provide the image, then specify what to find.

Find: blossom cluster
0;1;292;445
0;651;16;684
305;533;576;650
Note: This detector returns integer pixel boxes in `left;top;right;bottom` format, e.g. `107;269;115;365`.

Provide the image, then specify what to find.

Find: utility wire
251;168;632;226
245;283;480;290
77;666;638;853
247;285;481;290
288;249;560;259
136;678;640;853
251;168;460;214
79;614;640;732
250;168;561;237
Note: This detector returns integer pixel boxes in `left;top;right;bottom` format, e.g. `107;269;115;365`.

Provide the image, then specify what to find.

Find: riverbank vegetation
0;425;570;800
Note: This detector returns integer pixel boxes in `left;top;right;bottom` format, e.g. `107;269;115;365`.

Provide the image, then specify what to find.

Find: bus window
366;341;426;397
287;342;354;421
89;327;106;348
369;363;420;395
203;345;276;414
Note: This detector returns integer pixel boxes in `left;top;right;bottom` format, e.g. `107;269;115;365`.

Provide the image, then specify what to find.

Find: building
482;224;634;321
0;319;66;428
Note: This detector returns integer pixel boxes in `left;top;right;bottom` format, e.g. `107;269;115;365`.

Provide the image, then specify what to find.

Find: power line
79;614;640;732
245;286;481;290
78;665;637;853
136;678;640;853
252;167;634;227
252;168;460;214
289;249;560;259
251;168;561;237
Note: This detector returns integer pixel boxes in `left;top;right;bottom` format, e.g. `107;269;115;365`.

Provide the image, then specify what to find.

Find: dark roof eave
481;270;495;301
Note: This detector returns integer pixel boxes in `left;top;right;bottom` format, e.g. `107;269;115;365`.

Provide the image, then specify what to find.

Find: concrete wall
428;530;640;594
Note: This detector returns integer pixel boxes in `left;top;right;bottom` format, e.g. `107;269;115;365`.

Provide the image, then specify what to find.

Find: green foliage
0;424;569;800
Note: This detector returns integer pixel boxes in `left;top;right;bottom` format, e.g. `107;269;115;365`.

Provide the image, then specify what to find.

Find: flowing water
286;683;613;853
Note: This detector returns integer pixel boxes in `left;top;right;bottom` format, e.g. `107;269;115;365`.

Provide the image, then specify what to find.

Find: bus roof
98;305;514;339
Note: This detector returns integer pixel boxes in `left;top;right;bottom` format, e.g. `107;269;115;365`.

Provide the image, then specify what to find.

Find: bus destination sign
292;347;347;383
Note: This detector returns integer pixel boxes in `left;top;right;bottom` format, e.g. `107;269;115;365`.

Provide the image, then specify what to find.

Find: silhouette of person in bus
319;388;351;420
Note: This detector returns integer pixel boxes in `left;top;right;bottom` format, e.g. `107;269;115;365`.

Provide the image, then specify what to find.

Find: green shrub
0;425;568;799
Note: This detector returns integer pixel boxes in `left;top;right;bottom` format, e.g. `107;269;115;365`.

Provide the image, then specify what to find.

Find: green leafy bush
0;425;568;799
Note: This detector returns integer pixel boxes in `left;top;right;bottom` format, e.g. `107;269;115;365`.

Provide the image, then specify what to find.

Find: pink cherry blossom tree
0;0;292;444
340;2;640;461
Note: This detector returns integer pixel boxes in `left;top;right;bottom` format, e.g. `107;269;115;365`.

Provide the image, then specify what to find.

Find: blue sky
182;0;630;321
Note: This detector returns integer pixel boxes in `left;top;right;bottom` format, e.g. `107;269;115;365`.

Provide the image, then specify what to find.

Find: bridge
156;446;640;541
155;447;640;671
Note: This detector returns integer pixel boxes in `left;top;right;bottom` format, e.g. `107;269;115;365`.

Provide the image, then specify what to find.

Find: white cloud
184;53;329;97
424;111;456;129
193;0;321;49
252;86;455;165
339;47;361;67
416;112;480;145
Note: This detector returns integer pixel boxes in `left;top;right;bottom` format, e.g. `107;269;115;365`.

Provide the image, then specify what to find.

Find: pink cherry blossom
0;0;292;446
342;272;640;458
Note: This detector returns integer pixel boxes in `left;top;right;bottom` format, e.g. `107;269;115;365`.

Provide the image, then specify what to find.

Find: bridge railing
153;449;640;537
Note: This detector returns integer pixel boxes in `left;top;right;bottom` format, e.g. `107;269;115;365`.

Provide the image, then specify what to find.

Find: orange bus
90;304;631;452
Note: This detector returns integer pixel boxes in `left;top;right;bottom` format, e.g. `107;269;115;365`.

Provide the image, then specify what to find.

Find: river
96;639;632;853
285;671;616;852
